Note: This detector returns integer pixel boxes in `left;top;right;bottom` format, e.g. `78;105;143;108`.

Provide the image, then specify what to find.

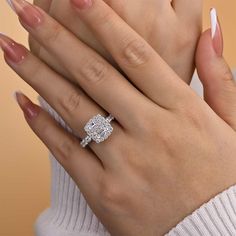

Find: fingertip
13;91;41;120
13;90;31;110
12;90;23;103
0;34;28;64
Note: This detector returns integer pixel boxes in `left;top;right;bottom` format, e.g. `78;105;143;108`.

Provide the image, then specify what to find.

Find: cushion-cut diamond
84;114;113;143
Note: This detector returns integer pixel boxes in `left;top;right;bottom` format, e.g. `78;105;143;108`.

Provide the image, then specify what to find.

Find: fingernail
210;8;223;56
0;33;28;63
14;91;40;120
71;0;93;10
7;0;43;28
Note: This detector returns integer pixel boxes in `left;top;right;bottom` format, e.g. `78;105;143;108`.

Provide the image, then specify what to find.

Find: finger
29;0;52;54
69;0;189;109
196;21;236;131
37;0;112;79
31;0;70;79
14;91;103;204
33;0;52;11
8;0;149;129
0;33;123;168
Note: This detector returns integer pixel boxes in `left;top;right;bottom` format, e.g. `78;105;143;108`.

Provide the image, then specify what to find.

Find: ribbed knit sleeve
167;184;236;235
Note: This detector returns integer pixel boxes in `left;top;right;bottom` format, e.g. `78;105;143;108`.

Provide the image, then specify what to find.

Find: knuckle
181;102;204;131
27;60;43;79
121;39;151;67
174;30;198;56
60;90;82;114
134;109;158;135
94;9;113;27
175;37;193;55
53;137;78;163
43;23;62;44
39;122;53;138
37;112;79;164
100;181;117;203
221;67;234;82
81;58;108;84
99;179;123;209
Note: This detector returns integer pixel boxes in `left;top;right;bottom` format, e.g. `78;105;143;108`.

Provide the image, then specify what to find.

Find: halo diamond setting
81;114;114;147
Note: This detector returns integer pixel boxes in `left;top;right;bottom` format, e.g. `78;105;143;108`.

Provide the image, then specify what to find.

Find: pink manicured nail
7;0;43;28
14;91;40;120
0;33;28;63
70;0;93;10
210;8;223;57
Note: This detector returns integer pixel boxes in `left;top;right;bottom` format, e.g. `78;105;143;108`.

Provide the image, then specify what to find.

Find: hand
2;1;236;235
30;0;202;84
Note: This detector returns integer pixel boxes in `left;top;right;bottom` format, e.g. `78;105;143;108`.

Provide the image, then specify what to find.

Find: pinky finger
14;91;104;203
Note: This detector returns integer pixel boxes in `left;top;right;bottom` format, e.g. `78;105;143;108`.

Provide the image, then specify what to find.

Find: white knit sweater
35;74;236;236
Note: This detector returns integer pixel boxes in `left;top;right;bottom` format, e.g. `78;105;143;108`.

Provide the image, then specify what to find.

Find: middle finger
8;0;154;130
69;0;188;109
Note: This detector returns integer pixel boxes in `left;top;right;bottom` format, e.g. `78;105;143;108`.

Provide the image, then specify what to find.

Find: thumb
196;8;236;131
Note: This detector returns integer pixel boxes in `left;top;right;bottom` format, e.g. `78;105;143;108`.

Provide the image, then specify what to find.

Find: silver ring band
80;114;114;148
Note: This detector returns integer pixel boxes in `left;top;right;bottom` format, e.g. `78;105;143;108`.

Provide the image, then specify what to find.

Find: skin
1;0;236;235
32;0;236;131
30;0;203;84
196;30;236;131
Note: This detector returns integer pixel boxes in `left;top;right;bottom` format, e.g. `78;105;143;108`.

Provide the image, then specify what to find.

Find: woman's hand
2;1;236;235
30;0;202;84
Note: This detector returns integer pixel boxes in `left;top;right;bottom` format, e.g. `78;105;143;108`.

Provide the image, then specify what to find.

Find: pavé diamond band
80;114;114;148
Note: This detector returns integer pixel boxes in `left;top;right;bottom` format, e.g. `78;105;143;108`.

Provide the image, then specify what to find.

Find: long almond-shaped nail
14;91;40;120
6;0;43;28
210;8;223;56
0;33;28;63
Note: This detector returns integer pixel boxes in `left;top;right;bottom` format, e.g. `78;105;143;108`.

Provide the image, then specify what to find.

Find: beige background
0;1;235;235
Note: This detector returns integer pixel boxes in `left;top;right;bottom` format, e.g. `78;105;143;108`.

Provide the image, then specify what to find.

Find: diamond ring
80;114;114;148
